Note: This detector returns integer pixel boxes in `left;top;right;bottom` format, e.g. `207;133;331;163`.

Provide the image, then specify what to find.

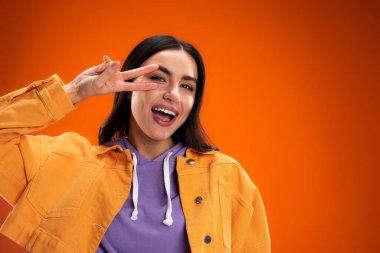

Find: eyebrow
158;65;198;84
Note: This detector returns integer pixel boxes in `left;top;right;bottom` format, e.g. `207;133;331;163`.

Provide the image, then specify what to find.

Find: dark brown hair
98;35;217;152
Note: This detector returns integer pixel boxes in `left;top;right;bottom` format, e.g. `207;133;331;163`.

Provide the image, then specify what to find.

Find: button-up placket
176;149;217;253
88;146;133;253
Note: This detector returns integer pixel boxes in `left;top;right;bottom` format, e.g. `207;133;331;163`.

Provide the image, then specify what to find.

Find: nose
163;84;180;103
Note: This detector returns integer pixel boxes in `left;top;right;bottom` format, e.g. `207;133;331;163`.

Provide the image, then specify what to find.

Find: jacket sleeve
0;74;76;206
243;187;271;253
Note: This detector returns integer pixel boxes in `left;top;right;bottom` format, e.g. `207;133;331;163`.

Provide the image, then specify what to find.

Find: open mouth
151;107;177;122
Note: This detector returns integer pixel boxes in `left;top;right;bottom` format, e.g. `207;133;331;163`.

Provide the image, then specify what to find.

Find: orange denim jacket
0;75;271;253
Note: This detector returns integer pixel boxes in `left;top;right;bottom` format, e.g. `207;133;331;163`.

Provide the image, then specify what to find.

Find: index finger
120;64;159;80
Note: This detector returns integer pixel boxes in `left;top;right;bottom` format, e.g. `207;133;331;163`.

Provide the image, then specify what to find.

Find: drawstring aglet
163;216;173;226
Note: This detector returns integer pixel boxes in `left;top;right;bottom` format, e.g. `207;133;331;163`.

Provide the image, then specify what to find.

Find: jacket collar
92;144;218;165
92;144;124;154
93;143;217;155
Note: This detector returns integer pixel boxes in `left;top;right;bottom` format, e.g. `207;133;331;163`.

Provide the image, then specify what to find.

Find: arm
243;187;271;253
0;74;76;206
0;56;159;206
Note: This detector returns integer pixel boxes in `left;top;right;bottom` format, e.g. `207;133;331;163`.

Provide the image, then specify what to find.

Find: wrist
63;82;81;105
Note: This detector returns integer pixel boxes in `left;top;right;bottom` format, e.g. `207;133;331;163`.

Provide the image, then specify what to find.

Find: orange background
0;0;379;252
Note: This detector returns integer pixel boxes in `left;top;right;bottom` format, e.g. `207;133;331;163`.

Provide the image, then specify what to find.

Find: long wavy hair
98;35;217;152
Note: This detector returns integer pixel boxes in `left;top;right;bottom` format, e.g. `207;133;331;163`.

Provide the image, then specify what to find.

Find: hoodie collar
122;138;185;166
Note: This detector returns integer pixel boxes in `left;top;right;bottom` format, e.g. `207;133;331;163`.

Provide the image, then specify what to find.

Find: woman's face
129;49;198;144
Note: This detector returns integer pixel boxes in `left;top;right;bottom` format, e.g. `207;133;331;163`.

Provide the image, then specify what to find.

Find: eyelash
150;75;194;92
181;84;194;91
151;76;165;82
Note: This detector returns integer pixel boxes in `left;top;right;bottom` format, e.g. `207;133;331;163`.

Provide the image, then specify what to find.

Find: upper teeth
153;107;176;117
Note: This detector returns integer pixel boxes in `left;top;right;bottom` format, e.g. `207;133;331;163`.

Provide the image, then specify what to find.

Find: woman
0;35;271;253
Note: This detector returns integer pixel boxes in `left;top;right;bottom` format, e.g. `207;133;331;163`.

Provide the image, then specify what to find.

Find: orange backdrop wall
0;0;378;252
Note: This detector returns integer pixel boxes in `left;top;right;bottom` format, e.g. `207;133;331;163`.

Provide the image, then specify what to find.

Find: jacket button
204;235;212;244
195;196;203;204
187;159;195;165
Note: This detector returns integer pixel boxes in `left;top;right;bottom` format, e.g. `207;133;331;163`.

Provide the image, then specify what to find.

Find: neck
128;121;175;161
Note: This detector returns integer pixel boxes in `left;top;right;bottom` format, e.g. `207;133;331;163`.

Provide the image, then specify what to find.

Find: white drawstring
130;153;139;221
129;151;174;227
163;152;173;226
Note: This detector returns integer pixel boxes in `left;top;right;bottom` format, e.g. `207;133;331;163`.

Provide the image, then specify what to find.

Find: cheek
182;96;195;116
130;92;146;115
131;91;157;115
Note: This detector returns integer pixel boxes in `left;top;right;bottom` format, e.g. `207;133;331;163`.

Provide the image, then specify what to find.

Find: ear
111;131;121;141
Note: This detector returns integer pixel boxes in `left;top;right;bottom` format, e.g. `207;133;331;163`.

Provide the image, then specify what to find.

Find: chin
147;129;174;142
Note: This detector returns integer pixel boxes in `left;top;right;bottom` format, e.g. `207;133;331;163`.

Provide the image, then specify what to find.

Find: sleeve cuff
37;74;76;121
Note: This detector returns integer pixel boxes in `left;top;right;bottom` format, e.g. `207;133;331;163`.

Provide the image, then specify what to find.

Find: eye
181;83;194;92
150;75;166;82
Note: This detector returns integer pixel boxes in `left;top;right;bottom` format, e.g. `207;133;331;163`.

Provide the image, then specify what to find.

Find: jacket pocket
231;187;254;252
27;151;103;218
219;179;232;250
219;179;254;252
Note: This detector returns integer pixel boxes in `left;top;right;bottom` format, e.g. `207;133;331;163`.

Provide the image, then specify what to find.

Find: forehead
142;49;198;79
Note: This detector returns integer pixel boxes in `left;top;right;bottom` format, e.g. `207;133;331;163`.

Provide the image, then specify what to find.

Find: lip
151;104;179;116
152;113;174;127
151;104;179;127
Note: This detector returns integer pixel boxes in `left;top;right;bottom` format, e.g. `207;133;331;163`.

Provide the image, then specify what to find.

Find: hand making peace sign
63;55;159;104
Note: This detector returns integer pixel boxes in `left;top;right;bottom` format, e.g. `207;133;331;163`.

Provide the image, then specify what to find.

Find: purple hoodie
96;138;191;253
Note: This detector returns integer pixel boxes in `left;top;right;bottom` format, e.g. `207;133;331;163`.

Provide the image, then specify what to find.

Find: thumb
111;61;120;71
94;55;112;73
96;61;119;85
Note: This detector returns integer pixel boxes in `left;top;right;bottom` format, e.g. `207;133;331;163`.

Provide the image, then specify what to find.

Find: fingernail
104;55;110;63
112;61;119;70
96;64;104;71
